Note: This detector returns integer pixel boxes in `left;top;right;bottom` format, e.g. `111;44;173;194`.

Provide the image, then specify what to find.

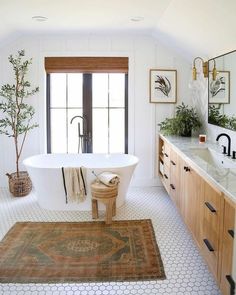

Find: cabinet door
163;141;171;167
169;148;180;208
220;199;235;295
179;158;203;246
201;182;223;280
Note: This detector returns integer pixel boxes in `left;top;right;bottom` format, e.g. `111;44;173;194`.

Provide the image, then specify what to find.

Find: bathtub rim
23;153;139;170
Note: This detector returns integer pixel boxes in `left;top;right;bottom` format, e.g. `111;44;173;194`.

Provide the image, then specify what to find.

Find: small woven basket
6;171;32;197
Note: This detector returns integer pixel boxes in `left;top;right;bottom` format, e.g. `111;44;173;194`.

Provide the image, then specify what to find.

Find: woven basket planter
6;171;32;197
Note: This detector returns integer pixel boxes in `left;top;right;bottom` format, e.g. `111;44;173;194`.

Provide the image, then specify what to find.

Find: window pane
109;74;125;107
93;109;108;153
93;74;108;107
50;74;66;108
51;109;67;153
109;109;125;153
68;74;83;108
68;109;83;153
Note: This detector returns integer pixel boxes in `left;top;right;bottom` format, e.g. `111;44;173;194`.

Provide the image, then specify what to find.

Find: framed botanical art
209;71;230;104
149;69;177;103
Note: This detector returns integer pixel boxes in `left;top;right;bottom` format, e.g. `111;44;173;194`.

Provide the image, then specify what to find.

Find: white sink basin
190;147;236;169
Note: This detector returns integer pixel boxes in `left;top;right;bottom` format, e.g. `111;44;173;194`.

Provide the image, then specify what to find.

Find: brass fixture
211;59;217;81
192;57;208;80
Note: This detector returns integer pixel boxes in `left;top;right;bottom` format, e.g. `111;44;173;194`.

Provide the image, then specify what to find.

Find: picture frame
209;71;230;104
149;69;177;103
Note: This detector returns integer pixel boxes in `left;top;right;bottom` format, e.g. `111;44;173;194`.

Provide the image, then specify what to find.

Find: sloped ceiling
1;0;236;59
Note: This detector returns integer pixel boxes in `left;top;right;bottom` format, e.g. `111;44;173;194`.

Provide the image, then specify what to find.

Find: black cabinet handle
205;202;216;213
226;275;235;295
170;184;175;190
184;166;190;172
228;229;234;239
203;239;214;252
164;174;168;179
171;160;176;166
164;153;169;157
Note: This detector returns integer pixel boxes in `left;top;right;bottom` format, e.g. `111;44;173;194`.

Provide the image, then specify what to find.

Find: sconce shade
192;66;197;80
192;57;208;80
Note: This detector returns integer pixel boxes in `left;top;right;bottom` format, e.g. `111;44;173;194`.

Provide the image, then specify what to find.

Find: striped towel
62;167;87;203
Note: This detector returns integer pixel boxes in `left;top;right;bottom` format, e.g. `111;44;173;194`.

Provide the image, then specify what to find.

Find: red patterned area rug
0;220;165;283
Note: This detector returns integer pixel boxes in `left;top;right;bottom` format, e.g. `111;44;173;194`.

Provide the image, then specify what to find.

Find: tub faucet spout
70;115;91;153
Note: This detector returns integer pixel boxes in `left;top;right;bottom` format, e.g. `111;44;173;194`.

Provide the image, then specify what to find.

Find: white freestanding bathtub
23;154;138;211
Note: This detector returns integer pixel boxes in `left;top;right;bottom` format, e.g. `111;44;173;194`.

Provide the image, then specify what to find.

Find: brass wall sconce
192;57;208;80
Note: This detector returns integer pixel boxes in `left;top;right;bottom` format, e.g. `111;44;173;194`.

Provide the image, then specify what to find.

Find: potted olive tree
0;50;39;197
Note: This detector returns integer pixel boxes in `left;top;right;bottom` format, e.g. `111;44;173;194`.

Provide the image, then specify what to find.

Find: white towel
97;172;120;187
63;167;86;203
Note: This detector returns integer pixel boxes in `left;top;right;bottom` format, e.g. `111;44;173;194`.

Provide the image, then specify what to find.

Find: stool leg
112;199;116;217
92;199;98;219
106;199;114;225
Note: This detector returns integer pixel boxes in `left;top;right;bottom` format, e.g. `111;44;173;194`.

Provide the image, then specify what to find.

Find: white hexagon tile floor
0;186;221;295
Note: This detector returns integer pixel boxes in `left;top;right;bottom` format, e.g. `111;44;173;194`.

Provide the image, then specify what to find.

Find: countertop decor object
0;50;39;197
0;220;166;283
158;102;201;137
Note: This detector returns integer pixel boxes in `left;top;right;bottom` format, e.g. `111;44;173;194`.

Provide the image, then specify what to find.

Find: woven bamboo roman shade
45;57;128;73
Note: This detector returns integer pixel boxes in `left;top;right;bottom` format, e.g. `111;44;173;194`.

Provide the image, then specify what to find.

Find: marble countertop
160;134;236;205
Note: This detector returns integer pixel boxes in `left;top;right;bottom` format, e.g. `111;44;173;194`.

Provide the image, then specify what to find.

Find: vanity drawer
219;199;235;295
170;149;178;175
163;143;171;167
163;166;170;194
169;175;179;206
201;233;219;279
204;182;222;232
201;181;224;280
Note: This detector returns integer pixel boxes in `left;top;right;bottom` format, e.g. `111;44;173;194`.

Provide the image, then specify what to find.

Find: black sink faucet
216;133;231;156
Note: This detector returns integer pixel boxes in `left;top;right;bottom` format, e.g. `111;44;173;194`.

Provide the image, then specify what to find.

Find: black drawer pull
184;166;190;172
164;174;168;179
226;275;235;295
170;184;175;190
171;160;176;166
205;202;216;213
164;153;169;157
203;239;214;252
228;229;234;238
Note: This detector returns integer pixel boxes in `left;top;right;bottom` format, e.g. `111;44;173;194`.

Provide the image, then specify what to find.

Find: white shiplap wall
0;33;191;187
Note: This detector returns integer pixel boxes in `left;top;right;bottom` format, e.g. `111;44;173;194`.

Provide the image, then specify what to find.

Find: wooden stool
91;181;118;224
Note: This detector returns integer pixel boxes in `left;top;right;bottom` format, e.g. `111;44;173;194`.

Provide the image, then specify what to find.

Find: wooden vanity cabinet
158;135;236;294
219;199;235;295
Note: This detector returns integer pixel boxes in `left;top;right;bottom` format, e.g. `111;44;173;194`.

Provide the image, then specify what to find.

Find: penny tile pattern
0;187;221;294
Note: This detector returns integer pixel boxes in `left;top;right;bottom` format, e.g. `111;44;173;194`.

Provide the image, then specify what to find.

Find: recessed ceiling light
32;16;48;22
130;16;144;22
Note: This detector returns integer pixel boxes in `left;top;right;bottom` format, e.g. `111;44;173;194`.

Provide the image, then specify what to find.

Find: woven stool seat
91;181;118;224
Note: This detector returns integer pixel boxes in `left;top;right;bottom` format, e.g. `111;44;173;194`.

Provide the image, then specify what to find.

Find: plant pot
180;129;192;137
6;171;32;197
180;132;192;137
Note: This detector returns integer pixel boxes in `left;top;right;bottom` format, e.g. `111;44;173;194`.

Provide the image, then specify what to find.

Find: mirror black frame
208;49;236;131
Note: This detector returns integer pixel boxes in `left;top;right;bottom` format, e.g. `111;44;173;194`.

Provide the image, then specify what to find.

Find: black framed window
47;73;128;154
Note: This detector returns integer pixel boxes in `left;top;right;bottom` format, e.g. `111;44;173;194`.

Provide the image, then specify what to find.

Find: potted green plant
208;104;229;128
0;50;39;197
159;102;201;137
